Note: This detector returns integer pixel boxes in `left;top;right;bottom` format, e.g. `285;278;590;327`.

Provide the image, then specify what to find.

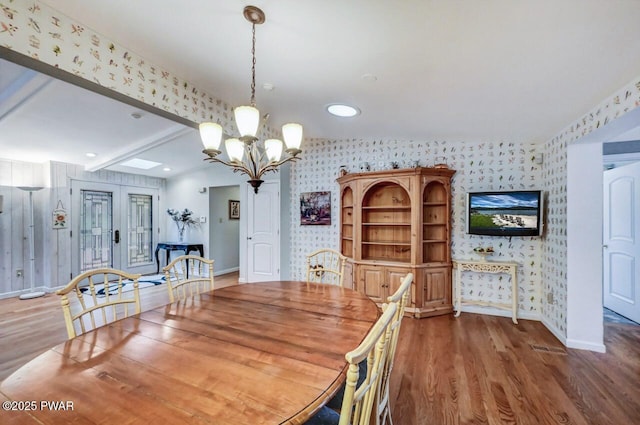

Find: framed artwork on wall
300;191;331;225
229;200;240;219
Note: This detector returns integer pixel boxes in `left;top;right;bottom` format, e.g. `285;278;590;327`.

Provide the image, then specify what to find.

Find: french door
71;181;158;277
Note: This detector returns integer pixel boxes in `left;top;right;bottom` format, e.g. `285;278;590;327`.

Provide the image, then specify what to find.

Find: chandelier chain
250;22;256;107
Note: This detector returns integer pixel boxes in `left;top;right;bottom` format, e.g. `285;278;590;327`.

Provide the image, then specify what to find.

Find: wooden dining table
0;281;379;424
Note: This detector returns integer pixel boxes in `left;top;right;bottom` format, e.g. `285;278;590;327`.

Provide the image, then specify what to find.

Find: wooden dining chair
306;248;348;286
56;268;142;339
305;302;398;425
163;254;215;302
376;272;413;425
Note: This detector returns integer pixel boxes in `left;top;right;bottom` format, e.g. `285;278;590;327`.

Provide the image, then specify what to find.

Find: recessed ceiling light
163;167;171;172
85;152;97;158
120;158;162;169
326;103;360;118
130;112;143;119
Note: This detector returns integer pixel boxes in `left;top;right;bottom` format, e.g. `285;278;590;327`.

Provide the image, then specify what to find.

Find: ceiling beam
0;68;52;123
84;125;194;172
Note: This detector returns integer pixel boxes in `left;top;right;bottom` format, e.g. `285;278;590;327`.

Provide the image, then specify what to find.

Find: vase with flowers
167;208;199;242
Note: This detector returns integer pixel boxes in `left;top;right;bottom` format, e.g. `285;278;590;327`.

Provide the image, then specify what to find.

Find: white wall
0;160;45;297
164;163;244;246
209;185;240;274
567;142;605;352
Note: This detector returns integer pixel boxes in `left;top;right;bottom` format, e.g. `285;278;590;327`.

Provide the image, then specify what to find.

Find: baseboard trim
566;338;606;353
458;305;540;321
0;287;50;300
214;267;239;276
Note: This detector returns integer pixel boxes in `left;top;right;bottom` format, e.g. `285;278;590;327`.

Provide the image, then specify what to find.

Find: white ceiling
2;1;640;176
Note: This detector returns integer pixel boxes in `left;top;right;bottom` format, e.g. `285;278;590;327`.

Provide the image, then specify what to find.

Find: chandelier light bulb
199;122;223;152
225;138;245;162
282;123;303;151
234;105;260;138
265;139;284;162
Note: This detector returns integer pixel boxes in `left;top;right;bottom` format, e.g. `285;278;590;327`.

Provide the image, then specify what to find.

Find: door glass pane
80;190;113;272
128;194;153;266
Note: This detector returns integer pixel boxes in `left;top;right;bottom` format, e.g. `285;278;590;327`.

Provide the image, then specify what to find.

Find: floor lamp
17;186;45;300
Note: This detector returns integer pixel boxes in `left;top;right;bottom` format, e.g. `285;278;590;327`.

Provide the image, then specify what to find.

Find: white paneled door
247;181;280;282
71;181;158;278
603;162;640;323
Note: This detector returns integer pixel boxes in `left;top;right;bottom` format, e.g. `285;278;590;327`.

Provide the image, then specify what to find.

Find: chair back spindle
56;268;141;339
163;255;215;302
306;248;347;286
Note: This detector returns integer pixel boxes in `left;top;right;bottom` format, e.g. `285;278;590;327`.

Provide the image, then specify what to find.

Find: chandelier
199;5;303;193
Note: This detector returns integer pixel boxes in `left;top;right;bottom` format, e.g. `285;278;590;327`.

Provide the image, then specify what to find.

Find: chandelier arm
259;155;301;176
204;156;255;178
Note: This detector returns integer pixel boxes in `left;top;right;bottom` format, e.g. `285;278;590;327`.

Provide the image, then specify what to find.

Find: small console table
155;242;204;274
453;259;519;324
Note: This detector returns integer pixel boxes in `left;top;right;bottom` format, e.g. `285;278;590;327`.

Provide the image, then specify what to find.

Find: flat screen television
467;190;544;237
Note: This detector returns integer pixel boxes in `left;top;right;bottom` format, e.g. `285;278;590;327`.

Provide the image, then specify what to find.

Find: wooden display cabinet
338;166;455;317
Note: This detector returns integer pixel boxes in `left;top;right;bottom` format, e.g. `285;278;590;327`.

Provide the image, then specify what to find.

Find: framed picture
300;191;331;225
229;200;240;219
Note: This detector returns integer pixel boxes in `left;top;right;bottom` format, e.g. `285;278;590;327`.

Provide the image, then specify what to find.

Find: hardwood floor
1;276;639;424
389;314;640;425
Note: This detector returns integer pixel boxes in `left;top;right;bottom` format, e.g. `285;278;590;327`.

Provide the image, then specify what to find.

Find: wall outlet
16;269;23;278
547;292;554;304
200;216;206;223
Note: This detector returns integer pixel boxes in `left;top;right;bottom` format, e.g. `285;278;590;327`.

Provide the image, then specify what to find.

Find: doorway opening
208;185;240;275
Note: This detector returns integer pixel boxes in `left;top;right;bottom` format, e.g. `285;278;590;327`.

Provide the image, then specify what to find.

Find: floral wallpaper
0;0;235;133
289;138;545;317
3;0;640;338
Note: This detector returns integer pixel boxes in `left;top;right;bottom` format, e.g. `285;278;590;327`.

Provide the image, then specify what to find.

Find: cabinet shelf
363;222;411;226
363;257;411;263
362;241;411;246
362;206;410;210
423;223;446;226
423;202;447;206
